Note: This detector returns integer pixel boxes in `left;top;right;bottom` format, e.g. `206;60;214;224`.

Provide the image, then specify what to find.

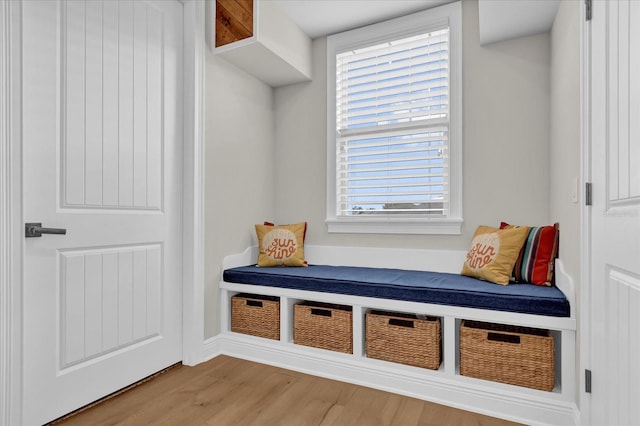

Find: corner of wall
204;53;276;338
549;0;581;284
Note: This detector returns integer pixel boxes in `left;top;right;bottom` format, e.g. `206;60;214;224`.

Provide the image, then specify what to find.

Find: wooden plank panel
215;0;253;48
218;0;252;33
48;0;169;211
84;253;103;358
57;244;163;366
618;0;630;199
233;0;253;17
617;282;629;425
133;2;148;208
608;1;620;202
146;6;162;209
63;254;86;366
607;274;619;426
630;287;640;425
118;250;134;345
215;21;238;48
132;248;148;340
629;0;640;198
102;1;120;207
118;0;134;207
64;1;86;206
102;252;119;351
146;246;161;334
85;1;104;206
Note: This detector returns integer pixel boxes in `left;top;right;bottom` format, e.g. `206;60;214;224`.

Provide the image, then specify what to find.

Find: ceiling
478;0;559;45
271;0;453;39
271;0;560;44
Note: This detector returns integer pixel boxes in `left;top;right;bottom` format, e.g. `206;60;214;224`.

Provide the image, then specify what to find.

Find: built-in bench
223;264;570;318
211;245;578;426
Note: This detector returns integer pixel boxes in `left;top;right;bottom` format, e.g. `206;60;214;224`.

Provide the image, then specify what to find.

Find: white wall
204;52;276;338
549;0;581;405
550;0;580;286
274;0;551;250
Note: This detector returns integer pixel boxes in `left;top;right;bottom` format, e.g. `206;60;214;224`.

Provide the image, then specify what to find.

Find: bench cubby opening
225;289;565;389
365;309;442;370
293;301;353;354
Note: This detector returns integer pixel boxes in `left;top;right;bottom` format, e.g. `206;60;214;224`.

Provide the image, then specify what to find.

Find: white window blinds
335;28;450;216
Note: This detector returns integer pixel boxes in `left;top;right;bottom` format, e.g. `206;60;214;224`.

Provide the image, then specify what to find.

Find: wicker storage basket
460;320;554;391
294;302;353;353
366;310;441;370
231;293;280;340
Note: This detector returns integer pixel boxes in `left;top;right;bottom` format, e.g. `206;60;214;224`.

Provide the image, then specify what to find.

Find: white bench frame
212;245;578;426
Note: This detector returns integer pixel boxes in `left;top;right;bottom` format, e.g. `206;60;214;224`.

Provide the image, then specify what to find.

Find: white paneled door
21;1;183;424
588;0;640;424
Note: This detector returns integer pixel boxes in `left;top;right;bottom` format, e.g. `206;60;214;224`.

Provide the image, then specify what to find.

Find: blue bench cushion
223;265;570;317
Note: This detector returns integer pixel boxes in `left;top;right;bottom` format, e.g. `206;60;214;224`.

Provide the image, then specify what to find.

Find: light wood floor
54;355;521;426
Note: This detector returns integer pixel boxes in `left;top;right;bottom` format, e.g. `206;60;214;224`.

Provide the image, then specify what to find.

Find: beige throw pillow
255;222;307;267
461;225;530;285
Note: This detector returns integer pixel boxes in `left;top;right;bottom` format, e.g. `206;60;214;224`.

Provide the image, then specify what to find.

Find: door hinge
585;369;592;393
585;182;592;206
585;0;592;21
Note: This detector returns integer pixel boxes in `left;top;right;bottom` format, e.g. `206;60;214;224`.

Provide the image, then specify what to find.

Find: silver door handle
25;223;67;238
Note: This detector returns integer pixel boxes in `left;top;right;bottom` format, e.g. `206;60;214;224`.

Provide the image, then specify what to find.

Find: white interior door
21;1;183;424
588;0;640;424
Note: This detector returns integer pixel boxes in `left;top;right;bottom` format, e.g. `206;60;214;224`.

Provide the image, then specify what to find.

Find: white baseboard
203;333;577;426
203;335;224;362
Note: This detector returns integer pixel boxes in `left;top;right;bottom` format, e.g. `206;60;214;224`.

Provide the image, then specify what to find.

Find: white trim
0;3;10;422
326;2;463;235
1;1;23;424
203;335;224;362
325;217;463;235
220;279;576;331
579;0;592;423
181;0;206;367
1;1;206;423
207;333;577;426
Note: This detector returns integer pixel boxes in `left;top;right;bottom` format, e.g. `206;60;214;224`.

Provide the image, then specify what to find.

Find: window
326;2;462;235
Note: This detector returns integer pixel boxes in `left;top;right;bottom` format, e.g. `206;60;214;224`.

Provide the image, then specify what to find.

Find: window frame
326;2;462;235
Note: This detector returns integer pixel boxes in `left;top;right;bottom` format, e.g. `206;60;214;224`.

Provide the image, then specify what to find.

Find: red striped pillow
500;222;560;286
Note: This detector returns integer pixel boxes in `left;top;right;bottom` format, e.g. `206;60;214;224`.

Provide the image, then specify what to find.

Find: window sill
325;217;463;235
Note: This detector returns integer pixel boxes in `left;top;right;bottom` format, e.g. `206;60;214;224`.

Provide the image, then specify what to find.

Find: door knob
25;223;67;238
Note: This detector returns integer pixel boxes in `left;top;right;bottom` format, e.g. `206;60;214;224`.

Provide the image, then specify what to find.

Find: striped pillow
500;222;560;286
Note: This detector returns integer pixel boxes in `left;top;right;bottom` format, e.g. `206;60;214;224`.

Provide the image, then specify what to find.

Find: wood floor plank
53;355;522;426
248;375;320;425
205;370;298;425
388;397;425;426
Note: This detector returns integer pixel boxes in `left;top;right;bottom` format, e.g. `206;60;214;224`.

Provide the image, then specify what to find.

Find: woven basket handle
389;318;415;328
487;332;520;344
246;300;263;308
311;308;332;317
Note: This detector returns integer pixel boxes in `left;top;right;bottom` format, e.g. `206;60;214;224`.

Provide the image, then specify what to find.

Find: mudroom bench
215;245;578;426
